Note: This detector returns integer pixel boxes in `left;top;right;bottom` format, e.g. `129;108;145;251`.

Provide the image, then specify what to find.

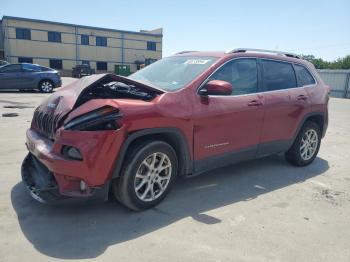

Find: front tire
113;141;178;211
285;121;321;166
38;80;54;93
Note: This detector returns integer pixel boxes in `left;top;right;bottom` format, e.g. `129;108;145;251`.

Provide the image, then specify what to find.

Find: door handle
297;94;308;101
248;100;263;106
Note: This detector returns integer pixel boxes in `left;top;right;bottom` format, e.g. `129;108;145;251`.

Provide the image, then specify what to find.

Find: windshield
129;56;218;91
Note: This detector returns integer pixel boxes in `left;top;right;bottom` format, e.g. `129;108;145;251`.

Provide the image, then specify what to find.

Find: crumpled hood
32;73;163;138
35;73;162;120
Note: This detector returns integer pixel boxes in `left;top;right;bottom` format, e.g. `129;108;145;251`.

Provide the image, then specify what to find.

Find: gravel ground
0;81;349;262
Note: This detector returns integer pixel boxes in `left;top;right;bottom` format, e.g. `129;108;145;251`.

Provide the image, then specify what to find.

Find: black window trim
260;58;298;92
197;57;318;97
197;57;262;97
259;58;318;91
292;63;317;87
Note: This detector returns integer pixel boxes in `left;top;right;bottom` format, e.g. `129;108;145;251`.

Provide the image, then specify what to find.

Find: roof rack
225;48;300;59
175;51;198;55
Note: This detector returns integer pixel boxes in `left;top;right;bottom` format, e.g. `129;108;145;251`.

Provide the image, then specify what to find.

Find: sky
1;0;349;61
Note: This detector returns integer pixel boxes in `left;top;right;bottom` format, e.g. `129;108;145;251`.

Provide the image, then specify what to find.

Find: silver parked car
0;63;62;93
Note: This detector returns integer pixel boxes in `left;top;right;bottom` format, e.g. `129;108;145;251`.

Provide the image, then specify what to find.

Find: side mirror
199;80;233;96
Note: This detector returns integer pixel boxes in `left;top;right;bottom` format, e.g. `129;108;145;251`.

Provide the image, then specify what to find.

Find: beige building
0;16;162;74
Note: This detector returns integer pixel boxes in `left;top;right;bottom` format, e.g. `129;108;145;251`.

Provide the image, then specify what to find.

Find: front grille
33;108;61;140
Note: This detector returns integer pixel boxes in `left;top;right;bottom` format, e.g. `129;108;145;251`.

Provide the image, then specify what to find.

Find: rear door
0;64;22;89
192;58;265;171
258;59;302;155
21;64;42;88
287;64;314;131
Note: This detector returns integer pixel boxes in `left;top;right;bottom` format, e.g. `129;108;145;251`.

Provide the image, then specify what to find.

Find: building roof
2;15;163;37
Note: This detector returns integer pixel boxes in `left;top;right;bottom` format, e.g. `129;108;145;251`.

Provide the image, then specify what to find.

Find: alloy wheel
40;81;53;93
134;152;172;202
300;129;318;161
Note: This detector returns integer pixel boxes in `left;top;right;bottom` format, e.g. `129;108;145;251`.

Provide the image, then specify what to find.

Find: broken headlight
64;106;122;131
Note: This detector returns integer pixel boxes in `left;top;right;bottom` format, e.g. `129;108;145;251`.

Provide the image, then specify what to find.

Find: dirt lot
0;79;349;262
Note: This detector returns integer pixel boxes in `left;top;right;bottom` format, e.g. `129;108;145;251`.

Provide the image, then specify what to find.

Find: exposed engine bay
76;74;160;107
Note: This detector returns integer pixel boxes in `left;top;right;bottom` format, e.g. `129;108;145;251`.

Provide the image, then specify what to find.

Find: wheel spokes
134;152;172;202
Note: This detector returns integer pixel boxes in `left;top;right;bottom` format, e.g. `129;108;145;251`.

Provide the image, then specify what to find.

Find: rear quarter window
294;64;316;86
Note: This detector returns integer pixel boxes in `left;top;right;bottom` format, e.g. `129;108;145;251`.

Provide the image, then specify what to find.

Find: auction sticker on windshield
184;59;211;65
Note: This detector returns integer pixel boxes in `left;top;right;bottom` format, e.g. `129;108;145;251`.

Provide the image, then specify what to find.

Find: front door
0;64;23;89
192;58;264;172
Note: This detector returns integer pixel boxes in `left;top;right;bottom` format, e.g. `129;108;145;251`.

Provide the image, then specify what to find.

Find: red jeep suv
22;48;329;210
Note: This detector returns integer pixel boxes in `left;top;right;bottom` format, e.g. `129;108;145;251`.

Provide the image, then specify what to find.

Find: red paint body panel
23;51;329;199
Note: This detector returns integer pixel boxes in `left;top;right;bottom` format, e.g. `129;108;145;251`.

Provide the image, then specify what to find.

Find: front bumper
21;153;69;203
22;128;125;203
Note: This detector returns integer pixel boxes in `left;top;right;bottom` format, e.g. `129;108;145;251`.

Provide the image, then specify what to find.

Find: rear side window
22;64;41;72
294;64;315;86
209;58;258;95
262;60;296;91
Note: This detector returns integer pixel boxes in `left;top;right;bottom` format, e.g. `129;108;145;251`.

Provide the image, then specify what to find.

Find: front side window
82;60;90;65
18;57;33;63
96;36;107;46
262;60;296;91
16;28;31;40
49;59;62;69
0;64;22;73
96;61;107;70
294;64;315;86
209;58;258;95
48;31;61;42
129;56;218;91
81;35;89;45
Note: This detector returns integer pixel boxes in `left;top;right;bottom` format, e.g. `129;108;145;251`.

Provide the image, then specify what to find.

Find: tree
300;54;350;69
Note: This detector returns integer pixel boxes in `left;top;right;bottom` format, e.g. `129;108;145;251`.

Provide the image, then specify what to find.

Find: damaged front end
21;73;162;204
31;73;162;140
21;153;66;203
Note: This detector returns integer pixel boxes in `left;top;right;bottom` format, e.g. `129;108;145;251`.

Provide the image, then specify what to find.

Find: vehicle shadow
11;155;329;259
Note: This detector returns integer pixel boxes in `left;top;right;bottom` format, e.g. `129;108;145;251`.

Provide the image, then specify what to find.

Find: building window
82;60;90;65
16;28;31;40
96;36;107;47
147;41;156;51
49;59;63;69
18;57;33;63
96;61;107;71
81;35;89;45
48;31;61;42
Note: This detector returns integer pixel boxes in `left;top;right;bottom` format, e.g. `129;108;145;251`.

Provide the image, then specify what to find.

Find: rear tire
113;141;178;211
38;80;54;93
285;121;321;166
